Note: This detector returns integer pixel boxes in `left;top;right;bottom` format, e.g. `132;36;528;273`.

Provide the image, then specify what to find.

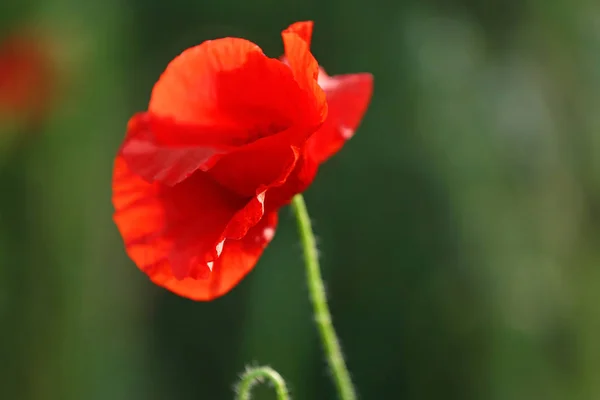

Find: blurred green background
2;0;600;399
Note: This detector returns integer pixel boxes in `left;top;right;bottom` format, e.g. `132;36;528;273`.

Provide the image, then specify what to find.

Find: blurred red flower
0;33;54;126
112;21;372;300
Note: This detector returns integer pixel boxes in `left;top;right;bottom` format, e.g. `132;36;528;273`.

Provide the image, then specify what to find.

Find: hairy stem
291;194;357;400
236;366;290;400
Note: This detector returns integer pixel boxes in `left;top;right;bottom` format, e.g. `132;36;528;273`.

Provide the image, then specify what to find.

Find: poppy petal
284;21;313;46
112;155;266;283
149;37;311;135
166;188;266;280
265;151;318;211
308;69;373;163
149;212;278;301
281;27;327;122
112;155;166;274
120;112;236;186
207;126;308;197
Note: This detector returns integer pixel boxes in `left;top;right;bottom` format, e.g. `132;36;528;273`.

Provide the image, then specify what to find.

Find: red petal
149;37;312;137
281;26;327;123
120;112;237;186
148;212;278;301
284;21;314;46
112;156;167;273
308;69;373;163
207;126;310;197
265;150;318;211
121;37;325;187
112;155;265;283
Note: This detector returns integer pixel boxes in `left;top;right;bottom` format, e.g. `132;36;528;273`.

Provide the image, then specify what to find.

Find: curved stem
236;366;290;400
291;194;357;400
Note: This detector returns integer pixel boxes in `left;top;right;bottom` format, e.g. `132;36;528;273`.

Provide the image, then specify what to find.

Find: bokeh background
2;0;600;399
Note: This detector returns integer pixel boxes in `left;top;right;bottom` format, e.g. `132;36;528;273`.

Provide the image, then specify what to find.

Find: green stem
291;194;357;400
236;366;290;400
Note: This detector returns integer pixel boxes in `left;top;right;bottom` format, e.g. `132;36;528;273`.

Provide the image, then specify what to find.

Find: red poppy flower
112;21;373;301
0;33;54;125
